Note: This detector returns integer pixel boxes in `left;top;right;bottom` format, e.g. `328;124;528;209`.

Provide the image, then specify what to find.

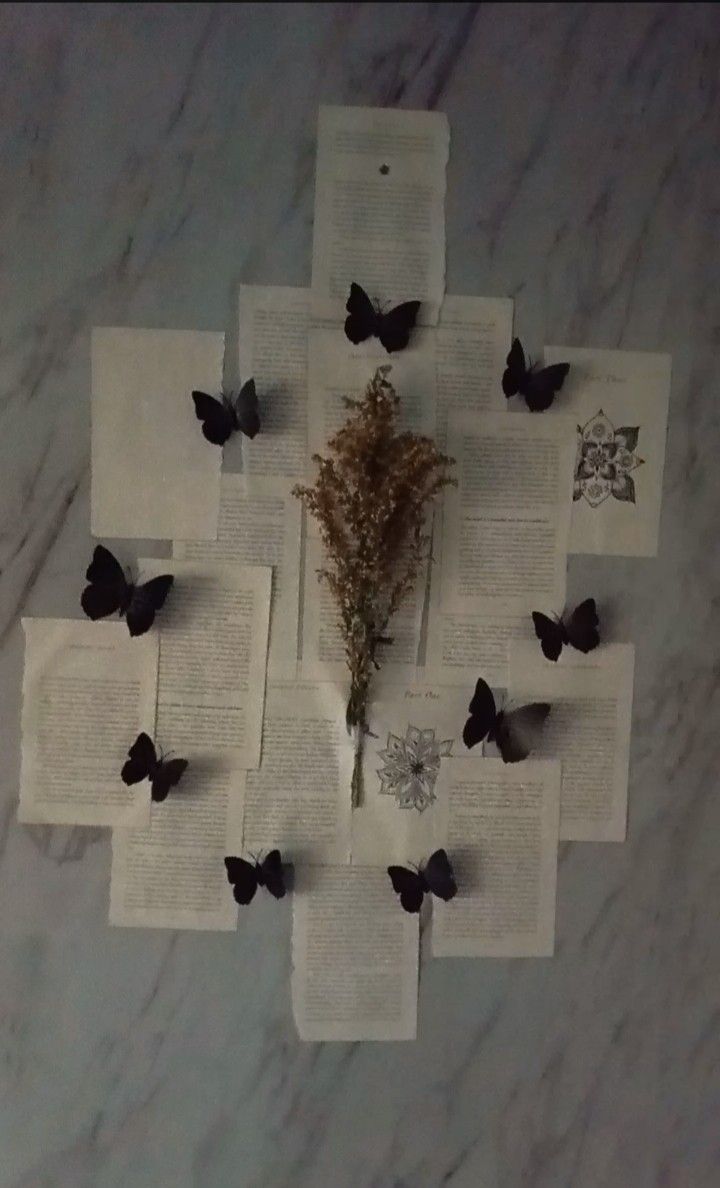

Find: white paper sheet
299;532;424;685
440;410;576;617
109;755;242;930
432;758;561;957
238;285;310;480
351;682;470;866
19;619;158;827
91;327;224;540
237;682;353;865
508;641;635;842
173;475;301;681
311;105;449;326
424;505;534;687
140;559;271;768
435;295;514;449
544;345;671;556
291;864;418;1041
306;326;437;462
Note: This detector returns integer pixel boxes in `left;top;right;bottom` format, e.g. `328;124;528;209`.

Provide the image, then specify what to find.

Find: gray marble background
1;4;718;1186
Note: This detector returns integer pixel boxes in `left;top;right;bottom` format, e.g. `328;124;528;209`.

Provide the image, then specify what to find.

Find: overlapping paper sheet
291;864;419;1040
544;346;671;556
174;475;301;681
91;327;224;540
431;758;561;958
508;642;635;842
311;105;449;326
19;619;159;827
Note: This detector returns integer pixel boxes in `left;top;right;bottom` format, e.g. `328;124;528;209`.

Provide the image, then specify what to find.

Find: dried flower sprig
293;366;455;807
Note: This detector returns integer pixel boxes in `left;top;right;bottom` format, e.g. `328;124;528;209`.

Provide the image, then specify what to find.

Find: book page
351;682;470;866
173;475;301;680
432;758;561;958
306;326;436;461
508;641;635;842
238;285;310;480
109;755;242;930
435;295;514;449
311;105;449;325
140;559;271;768
19;619;158;827
299;532;424;685
440;411;576;616
237;682;353;865
424;505;534;686
291;865;418;1041
544;345;671;556
91;327;223;540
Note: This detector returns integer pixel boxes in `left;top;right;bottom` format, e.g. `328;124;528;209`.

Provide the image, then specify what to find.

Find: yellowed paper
238;285;310;480
440;410;576;617
306;326;437;462
109;756;242;930
91;327;224;540
19;619;158;827
141;559;271;768
311;105;449;325
173;475;301;680
432;758;561;957
291;865;418;1041
544;345;671;556
238;682;353;865
508;641;635;842
351;682;470;866
435;295;514;449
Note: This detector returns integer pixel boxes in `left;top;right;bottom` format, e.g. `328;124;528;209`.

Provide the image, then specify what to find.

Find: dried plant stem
294;366;455;809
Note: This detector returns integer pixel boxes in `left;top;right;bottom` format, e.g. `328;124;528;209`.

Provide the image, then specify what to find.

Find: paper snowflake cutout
574;409;644;507
376;725;453;812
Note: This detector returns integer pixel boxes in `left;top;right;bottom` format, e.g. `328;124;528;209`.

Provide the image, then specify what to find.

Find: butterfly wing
495;703;551;763
150;757;188;803
224;856;259;904
81;545;129;620
565;597;600;654
234;378;260;440
258;849;286;899
532;611;566;662
344;283;377;344
387;866;425;913
422;849;457;902
463;678;497;749
502;338;527;397
121;732;157;785
126;575;173;637
192;390;236;446
520;363;570;412
377;301;421;353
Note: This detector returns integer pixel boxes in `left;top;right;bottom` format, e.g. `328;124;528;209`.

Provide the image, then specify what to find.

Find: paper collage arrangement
18;107;671;1041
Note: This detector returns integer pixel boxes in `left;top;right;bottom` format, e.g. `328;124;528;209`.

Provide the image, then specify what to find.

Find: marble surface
1;4;718;1185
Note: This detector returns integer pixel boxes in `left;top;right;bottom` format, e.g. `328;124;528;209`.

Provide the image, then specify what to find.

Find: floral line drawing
376;725;453;812
574;408;644;507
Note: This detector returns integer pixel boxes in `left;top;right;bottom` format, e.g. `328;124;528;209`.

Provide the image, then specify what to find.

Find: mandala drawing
574;409;644;507
376;725;454;812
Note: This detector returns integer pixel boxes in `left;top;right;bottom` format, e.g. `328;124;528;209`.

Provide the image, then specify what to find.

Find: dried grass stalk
293;366;455;806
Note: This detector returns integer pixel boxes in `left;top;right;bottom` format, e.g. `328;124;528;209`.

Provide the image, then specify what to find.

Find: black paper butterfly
224;851;286;905
121;732;188;802
344;282;420;353
463;678;551;762
387;849;457;914
532;598;600;662
81;545;173;637
192;379;260;446
502;338;569;412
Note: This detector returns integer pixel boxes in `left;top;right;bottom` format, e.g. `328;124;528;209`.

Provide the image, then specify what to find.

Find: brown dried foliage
293;366;455;804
